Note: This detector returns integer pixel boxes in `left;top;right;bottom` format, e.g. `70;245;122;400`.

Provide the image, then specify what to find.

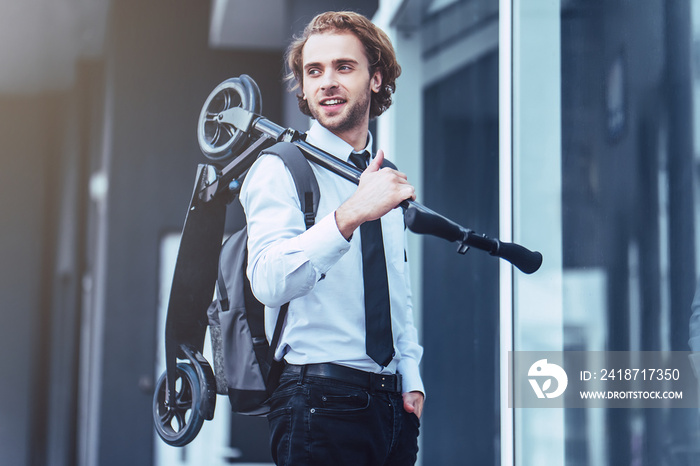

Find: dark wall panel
422;51;500;466
0;93;67;466
99;1;283;464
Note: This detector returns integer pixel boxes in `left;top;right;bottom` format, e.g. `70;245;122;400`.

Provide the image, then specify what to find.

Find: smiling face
301;31;382;149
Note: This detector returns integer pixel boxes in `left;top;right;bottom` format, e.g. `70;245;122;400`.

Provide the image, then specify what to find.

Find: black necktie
348;151;394;367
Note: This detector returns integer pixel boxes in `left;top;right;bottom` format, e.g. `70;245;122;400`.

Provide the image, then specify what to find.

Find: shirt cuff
398;358;425;396
295;211;351;275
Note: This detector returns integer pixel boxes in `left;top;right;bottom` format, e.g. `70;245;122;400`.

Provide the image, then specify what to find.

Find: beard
308;87;372;135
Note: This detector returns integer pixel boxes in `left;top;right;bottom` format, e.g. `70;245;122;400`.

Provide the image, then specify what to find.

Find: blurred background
2;0;700;465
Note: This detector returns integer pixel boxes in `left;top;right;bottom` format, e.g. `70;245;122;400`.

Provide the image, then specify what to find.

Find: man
240;11;424;465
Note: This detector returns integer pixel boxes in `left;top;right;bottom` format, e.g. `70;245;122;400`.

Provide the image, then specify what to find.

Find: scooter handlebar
404;204;542;274
403;202;463;242
494;241;543;275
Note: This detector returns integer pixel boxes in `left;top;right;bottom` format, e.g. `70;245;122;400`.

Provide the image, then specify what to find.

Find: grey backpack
207;141;319;415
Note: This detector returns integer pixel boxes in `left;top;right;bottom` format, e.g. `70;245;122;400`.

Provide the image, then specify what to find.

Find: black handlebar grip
405;205;543;274
404;205;463;242
494;241;543;274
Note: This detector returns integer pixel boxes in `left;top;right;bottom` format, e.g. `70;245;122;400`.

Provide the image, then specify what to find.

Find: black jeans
267;370;420;466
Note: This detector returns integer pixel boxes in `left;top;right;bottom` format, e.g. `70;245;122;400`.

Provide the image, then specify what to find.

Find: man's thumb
368;149;384;172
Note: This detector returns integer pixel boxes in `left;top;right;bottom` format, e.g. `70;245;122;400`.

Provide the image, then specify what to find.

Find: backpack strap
258;141;320;379
261;141;320;230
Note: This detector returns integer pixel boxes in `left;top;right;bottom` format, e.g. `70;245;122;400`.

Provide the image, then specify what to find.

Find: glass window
512;1;699;464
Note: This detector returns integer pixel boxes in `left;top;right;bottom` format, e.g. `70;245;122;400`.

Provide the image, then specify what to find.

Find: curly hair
285;11;401;119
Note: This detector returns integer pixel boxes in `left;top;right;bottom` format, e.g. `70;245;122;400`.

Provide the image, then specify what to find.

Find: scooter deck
164;165;227;388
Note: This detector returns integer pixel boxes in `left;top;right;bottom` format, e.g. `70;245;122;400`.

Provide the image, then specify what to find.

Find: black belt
284;363;402;393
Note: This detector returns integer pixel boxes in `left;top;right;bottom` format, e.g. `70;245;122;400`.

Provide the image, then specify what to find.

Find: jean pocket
309;385;371;415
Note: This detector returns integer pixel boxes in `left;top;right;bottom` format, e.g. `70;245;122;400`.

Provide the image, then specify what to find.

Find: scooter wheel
152;363;206;447
197;75;262;163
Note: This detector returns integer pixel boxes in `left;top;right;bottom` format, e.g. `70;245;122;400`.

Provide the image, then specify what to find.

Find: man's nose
320;71;338;90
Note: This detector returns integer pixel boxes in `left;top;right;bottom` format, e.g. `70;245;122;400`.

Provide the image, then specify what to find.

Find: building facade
1;0;699;465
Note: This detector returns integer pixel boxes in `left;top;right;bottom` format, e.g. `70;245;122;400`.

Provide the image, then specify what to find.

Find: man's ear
371;70;382;93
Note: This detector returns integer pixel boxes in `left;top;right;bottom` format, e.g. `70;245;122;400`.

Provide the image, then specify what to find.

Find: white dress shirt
240;121;424;394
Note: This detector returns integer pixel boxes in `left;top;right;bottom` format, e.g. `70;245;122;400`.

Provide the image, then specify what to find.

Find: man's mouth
320;98;346;106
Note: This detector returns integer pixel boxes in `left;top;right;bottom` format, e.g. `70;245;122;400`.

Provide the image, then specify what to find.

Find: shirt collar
305;120;373;161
